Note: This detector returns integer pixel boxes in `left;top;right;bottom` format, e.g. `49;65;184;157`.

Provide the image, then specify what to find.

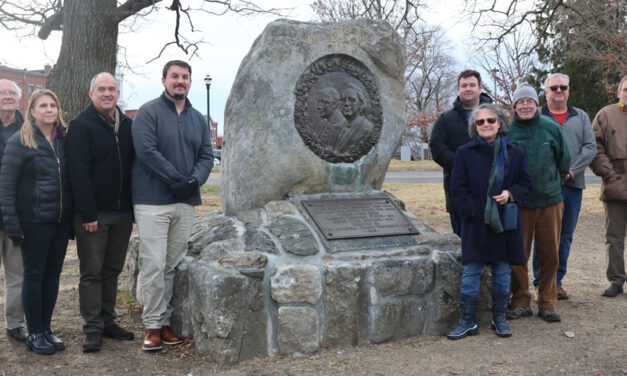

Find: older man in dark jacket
67;72;135;353
430;69;492;236
0;79;26;342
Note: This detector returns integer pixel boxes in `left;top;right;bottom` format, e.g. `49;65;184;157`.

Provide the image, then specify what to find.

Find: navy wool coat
450;139;533;265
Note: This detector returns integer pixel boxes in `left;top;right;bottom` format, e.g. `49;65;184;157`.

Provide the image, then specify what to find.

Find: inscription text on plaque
302;198;419;240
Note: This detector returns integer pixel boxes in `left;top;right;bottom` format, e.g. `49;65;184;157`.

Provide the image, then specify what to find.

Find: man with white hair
531;73;596;300
0;79;27;342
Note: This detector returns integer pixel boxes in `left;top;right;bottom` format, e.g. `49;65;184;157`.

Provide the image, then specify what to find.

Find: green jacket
507;110;571;209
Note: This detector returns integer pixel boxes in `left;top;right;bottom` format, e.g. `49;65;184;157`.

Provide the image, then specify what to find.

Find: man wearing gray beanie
506;82;571;323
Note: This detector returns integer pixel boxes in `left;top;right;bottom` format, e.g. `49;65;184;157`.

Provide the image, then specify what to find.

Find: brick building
0;65;51;114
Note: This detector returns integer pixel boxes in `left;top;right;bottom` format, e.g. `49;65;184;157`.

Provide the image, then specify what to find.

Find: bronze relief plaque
301;198;419;240
294;54;383;163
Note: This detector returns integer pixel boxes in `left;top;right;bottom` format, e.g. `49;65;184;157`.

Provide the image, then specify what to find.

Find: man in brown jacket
590;75;627;297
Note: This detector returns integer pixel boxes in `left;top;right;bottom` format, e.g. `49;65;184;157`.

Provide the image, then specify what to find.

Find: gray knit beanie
513;82;539;106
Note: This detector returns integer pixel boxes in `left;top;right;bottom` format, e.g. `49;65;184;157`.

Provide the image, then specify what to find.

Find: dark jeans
532;186;582;287
21;221;71;334
75;212;133;334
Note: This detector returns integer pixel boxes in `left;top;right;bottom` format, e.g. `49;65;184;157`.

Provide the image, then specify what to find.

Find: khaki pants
604;202;627;285
511;202;563;309
134;203;194;329
0;230;24;330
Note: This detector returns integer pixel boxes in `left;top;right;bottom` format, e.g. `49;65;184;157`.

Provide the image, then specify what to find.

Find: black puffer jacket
0;123;73;240
429;93;492;211
0;111;23;231
67;104;134;223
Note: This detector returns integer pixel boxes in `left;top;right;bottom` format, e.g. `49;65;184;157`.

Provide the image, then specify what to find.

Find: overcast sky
1;0;470;135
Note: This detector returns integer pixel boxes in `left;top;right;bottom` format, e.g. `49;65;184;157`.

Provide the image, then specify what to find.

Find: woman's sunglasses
476;118;497;126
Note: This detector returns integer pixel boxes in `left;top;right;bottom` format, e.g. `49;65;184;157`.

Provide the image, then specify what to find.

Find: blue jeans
533;186;582;287
460;261;511;296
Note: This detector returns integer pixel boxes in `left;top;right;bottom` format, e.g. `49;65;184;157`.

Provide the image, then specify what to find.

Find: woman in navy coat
447;103;533;340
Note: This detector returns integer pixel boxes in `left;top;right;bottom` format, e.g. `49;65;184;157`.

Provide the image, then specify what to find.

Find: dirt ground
1;183;626;376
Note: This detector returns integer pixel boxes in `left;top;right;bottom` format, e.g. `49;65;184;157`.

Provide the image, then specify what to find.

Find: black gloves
170;176;199;199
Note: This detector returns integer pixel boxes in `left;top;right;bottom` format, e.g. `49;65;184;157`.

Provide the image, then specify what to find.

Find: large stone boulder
221;18;406;215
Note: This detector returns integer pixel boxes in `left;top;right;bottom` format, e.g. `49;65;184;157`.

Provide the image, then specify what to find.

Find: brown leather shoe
142;329;162;351
161;326;184;345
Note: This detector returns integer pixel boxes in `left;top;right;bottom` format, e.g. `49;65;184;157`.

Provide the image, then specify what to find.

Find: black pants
21;221;71;334
74;211;133;334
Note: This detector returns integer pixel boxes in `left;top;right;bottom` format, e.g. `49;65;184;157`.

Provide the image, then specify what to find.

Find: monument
126;18;483;365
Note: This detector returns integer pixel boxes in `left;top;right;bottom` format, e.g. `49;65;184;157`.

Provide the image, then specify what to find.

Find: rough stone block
268;216;319;256
270;264;322;304
170;256;194;337
189;216;238;254
322;263;369;347
370;299;427;343
372;257;434;297
125;235;140;302
277;306;319;354
423;250;462;335
188;262;266;364
244;223;279;255
221;19;406;216
199;238;244;262
219;251;268;269
264;200;297;220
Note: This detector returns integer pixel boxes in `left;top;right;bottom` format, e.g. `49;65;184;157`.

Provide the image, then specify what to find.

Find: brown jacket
590;103;627;203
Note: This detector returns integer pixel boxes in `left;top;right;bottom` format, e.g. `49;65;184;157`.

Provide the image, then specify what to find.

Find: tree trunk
46;0;119;121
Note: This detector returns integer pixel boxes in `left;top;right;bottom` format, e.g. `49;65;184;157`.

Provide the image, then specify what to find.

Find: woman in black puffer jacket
0;89;72;355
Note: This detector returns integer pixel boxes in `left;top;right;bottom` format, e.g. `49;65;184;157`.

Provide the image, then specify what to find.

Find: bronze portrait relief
294;54;382;163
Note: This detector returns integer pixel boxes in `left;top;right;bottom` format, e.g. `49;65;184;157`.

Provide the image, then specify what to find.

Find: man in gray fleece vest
532;73;596;300
132;60;214;351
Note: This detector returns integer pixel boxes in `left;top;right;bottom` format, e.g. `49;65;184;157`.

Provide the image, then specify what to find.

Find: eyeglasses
476;118;497;126
0;90;18;97
549;85;569;92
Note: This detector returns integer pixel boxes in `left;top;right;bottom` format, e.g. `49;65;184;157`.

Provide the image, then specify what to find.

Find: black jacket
0;111;23;230
429;93;492;211
0;123;73;240
67;104;134;223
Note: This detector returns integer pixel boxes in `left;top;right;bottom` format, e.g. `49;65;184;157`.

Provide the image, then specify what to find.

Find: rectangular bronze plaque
301;198;419;240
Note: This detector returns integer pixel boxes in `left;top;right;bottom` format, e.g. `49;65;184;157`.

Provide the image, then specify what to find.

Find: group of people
0;59;214;355
430;70;627;340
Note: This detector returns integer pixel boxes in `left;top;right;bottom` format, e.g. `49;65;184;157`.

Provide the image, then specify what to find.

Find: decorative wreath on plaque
293;54;382;163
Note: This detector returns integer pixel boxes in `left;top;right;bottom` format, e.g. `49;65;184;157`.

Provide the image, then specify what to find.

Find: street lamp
204;75;212;129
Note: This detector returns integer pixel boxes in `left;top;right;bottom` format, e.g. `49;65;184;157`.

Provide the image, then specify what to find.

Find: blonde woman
0;89;72;355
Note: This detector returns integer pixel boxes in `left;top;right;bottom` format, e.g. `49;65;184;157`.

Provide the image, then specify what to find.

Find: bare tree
0;0;282;119
472;29;537;113
406;24;457;116
464;0;626;102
